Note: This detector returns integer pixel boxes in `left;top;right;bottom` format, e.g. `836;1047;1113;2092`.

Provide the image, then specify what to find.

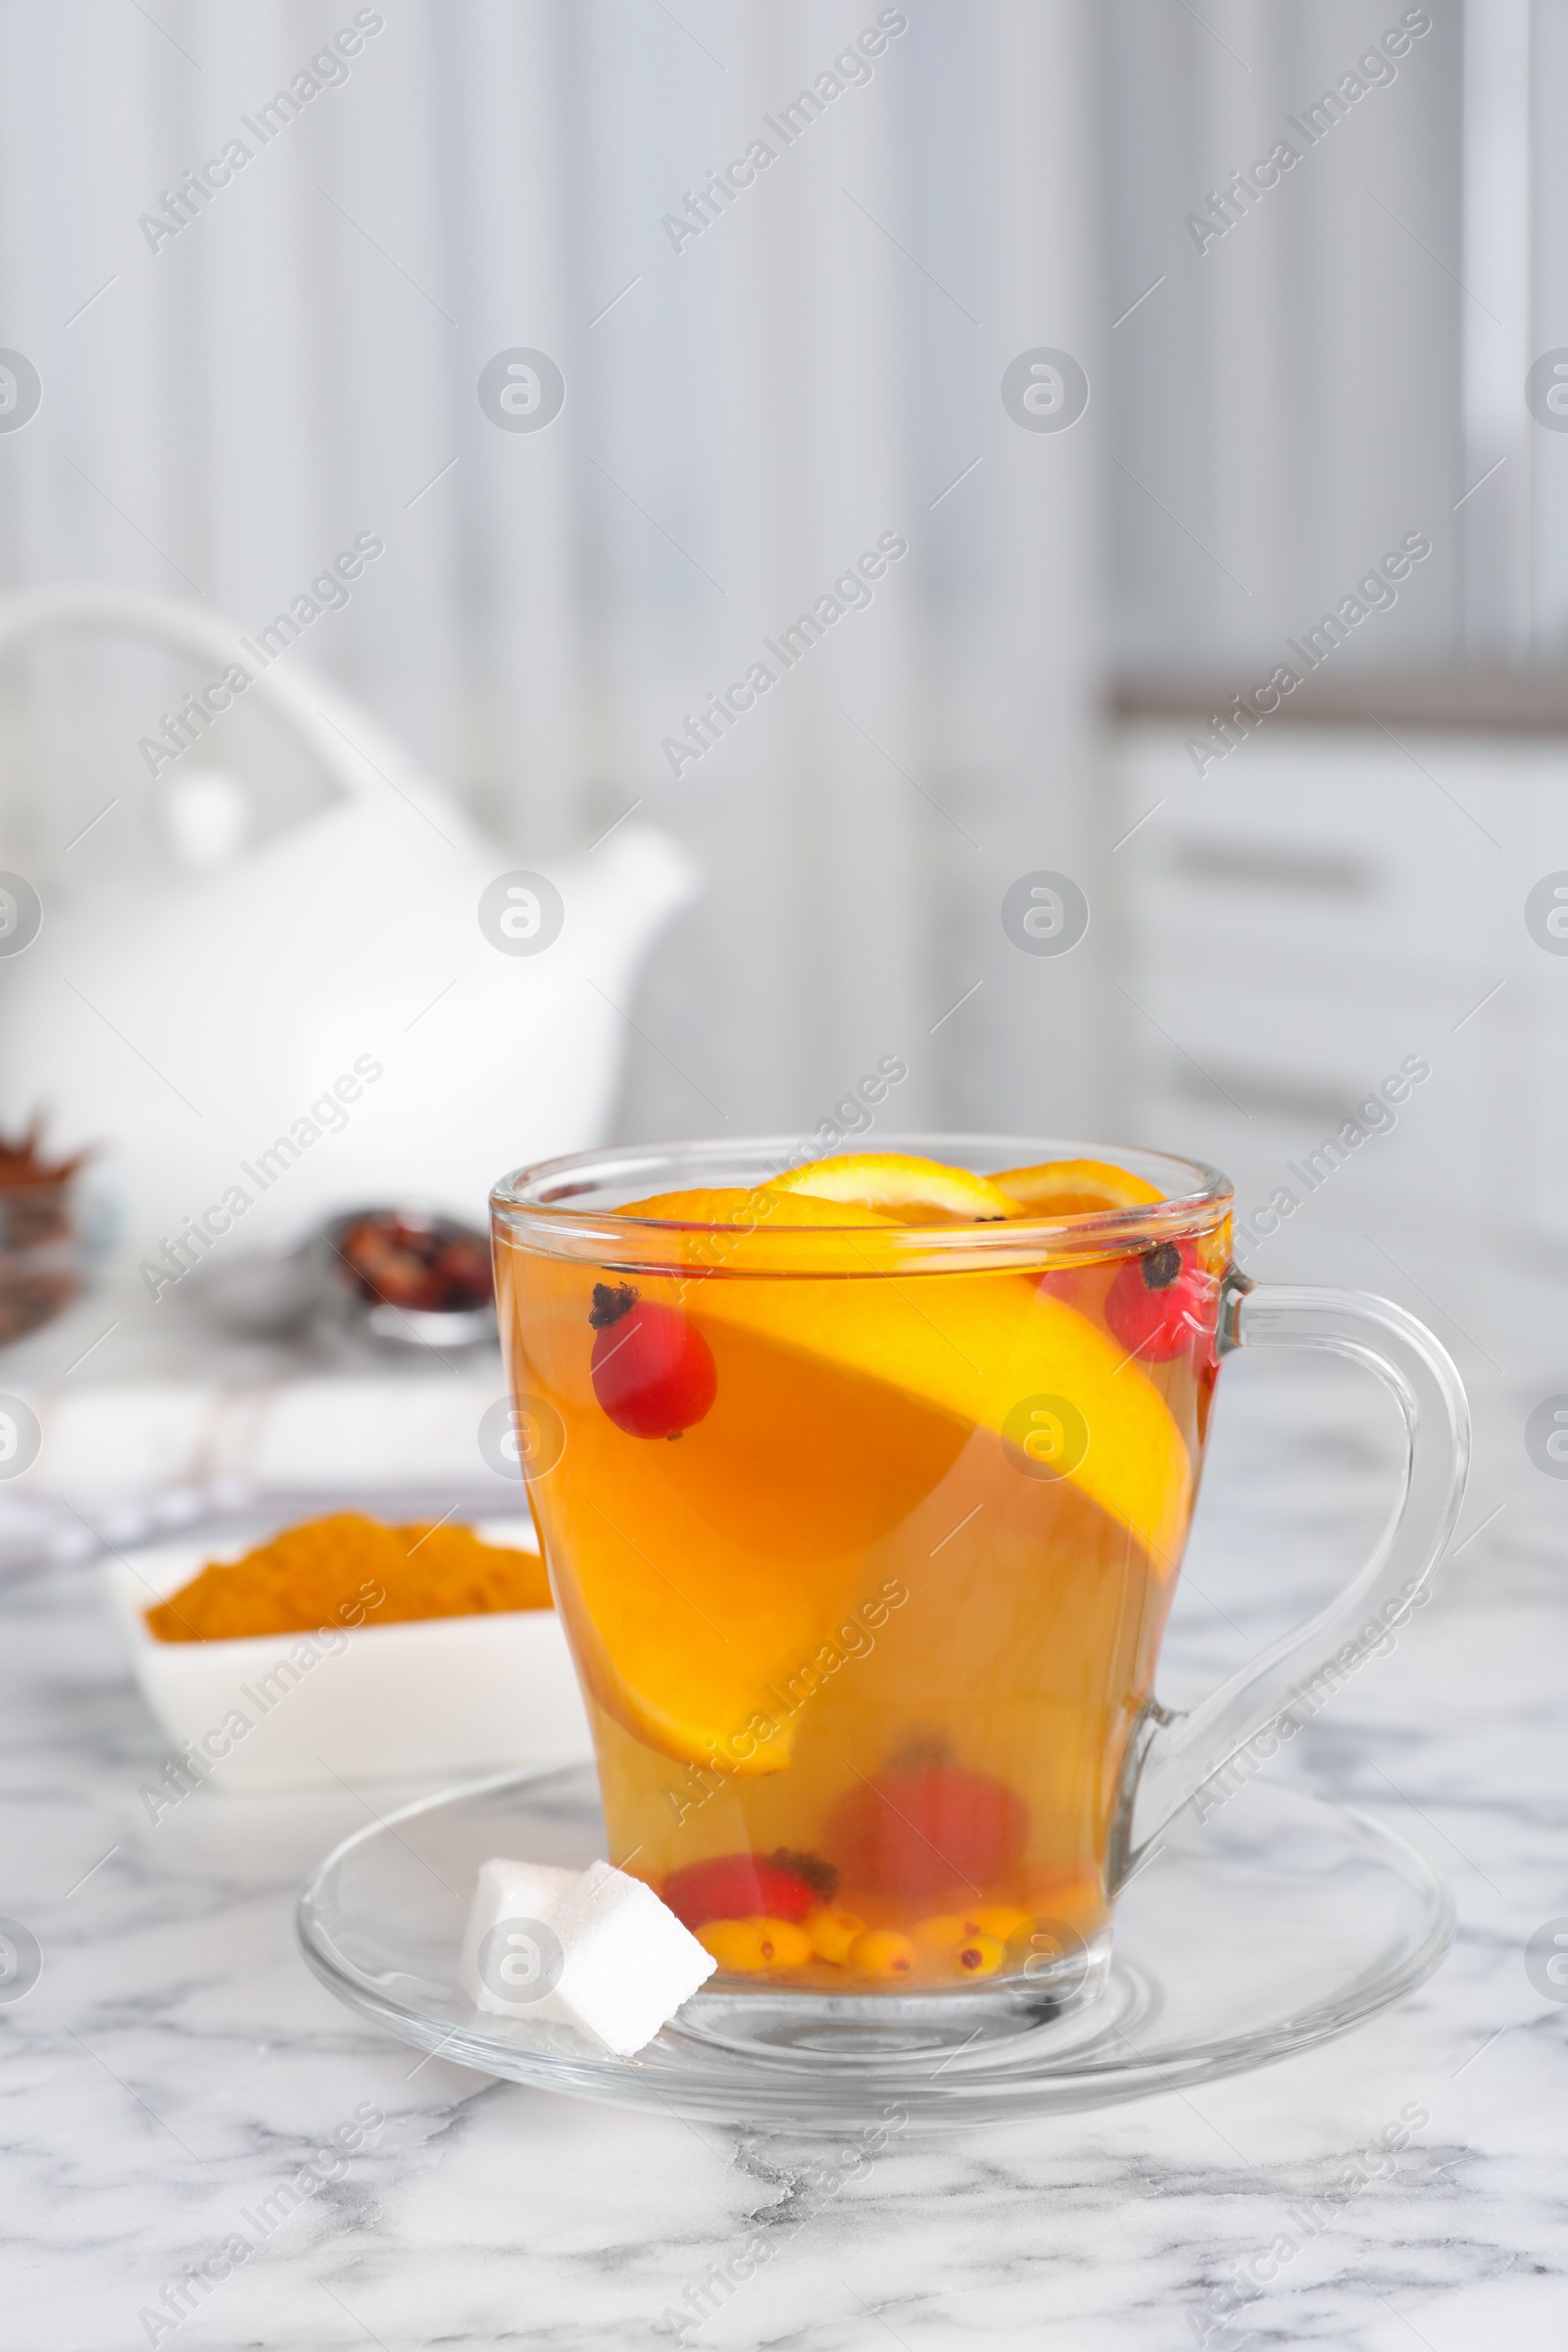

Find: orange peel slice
765;1152;1015;1224
617;1184;892;1228
994;1157;1164;1218
688;1268;1191;1572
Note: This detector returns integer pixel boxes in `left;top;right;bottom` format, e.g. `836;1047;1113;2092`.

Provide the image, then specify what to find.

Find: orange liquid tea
498;1155;1229;1993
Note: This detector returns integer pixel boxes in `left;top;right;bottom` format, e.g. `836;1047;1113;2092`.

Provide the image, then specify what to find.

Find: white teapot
0;587;697;1263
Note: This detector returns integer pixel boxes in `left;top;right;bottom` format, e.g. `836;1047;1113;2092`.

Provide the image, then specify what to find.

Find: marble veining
2;1347;1566;2350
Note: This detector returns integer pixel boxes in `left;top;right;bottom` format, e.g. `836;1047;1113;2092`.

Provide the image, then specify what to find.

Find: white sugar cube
536;1859;715;2056
460;1857;579;2014
458;1854;715;2055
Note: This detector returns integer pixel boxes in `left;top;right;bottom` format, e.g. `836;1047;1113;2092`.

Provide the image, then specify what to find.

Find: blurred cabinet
1106;723;1568;1267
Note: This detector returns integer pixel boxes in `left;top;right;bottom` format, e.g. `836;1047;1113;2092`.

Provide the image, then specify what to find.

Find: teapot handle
0;583;440;814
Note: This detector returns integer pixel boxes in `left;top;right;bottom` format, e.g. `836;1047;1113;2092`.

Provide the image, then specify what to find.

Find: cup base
674;1940;1113;2064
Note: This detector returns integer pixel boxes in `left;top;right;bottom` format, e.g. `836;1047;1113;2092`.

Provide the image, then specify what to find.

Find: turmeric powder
145;1512;552;1642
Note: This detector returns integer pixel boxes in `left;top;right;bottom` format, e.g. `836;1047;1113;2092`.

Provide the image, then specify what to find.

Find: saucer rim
295;1761;1454;2130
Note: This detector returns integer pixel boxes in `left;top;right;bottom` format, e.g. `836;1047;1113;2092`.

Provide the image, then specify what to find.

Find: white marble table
4;1343;1565;2352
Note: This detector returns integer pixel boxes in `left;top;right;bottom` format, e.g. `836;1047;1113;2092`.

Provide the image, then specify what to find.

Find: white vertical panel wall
0;0;1105;1149
1529;0;1568;654
937;0;1107;1140
450;0;585;859
1100;0;1468;672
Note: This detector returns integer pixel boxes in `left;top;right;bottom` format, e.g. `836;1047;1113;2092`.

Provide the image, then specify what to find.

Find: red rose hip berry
1104;1241;1211;1363
662;1848;836;1930
828;1764;1029;1898
588;1282;717;1439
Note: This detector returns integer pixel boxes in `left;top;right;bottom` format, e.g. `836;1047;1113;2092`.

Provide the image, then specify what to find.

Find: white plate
105;1512;592;1794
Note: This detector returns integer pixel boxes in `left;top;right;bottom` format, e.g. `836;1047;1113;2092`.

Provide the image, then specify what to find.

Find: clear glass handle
1116;1273;1471;1881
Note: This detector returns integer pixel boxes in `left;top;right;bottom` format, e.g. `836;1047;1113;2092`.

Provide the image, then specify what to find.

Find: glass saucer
296;1763;1452;2129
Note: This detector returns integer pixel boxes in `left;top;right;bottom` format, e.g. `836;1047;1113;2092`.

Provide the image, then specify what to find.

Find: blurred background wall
0;0;1104;1152
0;0;1561;1404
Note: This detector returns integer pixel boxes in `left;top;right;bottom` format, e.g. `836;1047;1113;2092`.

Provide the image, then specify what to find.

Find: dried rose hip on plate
339;1214;493;1312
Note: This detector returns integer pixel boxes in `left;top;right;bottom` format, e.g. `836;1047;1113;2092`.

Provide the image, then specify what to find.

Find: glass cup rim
491;1133;1233;1269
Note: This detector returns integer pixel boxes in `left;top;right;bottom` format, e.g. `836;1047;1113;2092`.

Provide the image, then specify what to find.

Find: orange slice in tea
765;1152;1015;1223
509;1189;920;1775
616;1183;892;1231
507;1178;1192;1777
993;1157;1164;1217
687;1257;1191;1569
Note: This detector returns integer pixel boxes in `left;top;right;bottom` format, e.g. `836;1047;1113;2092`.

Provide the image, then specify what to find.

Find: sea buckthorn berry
915;1904;1030;1953
966;1905;1030;1941
952;1932;1006;1979
588;1283;717;1439
912;1913;972;1954
697;1917;813;1972
848;1928;917;1980
807;1907;865;1965
1103;1241;1214;1363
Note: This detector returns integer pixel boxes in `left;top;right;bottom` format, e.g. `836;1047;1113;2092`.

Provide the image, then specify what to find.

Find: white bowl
104;1514;593;1794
